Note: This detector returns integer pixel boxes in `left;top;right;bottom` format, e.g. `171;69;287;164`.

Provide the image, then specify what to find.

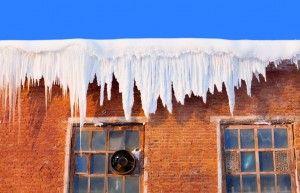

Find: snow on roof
0;39;300;126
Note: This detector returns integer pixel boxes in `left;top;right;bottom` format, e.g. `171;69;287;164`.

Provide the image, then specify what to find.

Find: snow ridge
0;39;299;126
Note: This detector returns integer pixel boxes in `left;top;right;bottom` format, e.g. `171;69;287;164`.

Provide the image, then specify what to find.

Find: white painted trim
63;120;73;193
216;122;222;193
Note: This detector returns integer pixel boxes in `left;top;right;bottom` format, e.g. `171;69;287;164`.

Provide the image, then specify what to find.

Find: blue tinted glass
92;131;106;150
225;129;238;149
274;128;288;148
240;129;254;148
91;154;105;174
76;155;87;173
125;131;139;150
242;175;257;193
74;175;88;193
226;175;240;193
109;131;125;150
260;175;275;193
90;177;104;193
75;131;90;151
241;152;256;172
258;129;272;148
277;175;291;193
125;176;139;193
108;177;122;193
259;152;274;171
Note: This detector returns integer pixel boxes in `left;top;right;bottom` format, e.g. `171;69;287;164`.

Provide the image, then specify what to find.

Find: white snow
0;38;300;126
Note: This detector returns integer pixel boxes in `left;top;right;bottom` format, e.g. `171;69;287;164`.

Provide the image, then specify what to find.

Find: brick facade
0;65;299;193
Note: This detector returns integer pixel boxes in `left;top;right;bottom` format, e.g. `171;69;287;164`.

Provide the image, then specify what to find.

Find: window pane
274;128;288;148
241;152;256;172
277;174;291;193
240;129;254;149
275;151;289;172
225;151;240;173
75;155;87;173
224;129;238;149
125;131;139;150
109;131;125;150
242;175;257;193
91;154;105;174
125;176;139;193
258;129;272;148
226;175;240;193
75;131;90;151
108;153;113;174
90;177;104;193
92;131;106;150
108;177;122;193
260;175;275;193
74;175;88;193
259;152;274;171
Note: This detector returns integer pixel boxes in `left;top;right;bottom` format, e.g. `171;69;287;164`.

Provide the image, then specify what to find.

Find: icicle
0;39;299;125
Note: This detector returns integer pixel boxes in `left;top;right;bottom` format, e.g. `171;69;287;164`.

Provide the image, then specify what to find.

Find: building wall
0;66;300;193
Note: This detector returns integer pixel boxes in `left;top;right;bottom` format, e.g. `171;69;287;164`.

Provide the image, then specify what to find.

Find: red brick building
0;39;299;193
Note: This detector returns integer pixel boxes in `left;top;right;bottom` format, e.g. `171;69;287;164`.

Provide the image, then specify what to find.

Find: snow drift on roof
0;39;299;126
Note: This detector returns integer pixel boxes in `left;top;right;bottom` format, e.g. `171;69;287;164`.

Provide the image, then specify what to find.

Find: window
68;122;144;193
222;124;296;193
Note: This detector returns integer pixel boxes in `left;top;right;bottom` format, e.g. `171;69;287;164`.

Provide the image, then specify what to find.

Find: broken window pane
240;129;254;149
92;131;106;150
125;176;139;193
259;152;274;171
226;175;240;193
225;151;240;173
258;129;272;148
125;131;139;150
91;154;105;174
74;175;88;193
75;155;87;173
108;177;122;193
275;151;289;172
242;175;257;193
260;175;275;193
274;128;288;148
90;177;104;193
241;152;256;172
75;131;90;151
277;174;291;193
109;131;125;150
225;129;238;149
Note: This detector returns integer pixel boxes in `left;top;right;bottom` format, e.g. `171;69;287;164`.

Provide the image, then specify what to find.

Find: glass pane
91;154;105;174
277;175;291;193
125;131;139;150
125;176;139;193
108;177;122;193
258;129;272;148
74;175;88;193
242;175;257;193
240;129;254;149
90;177;104;193
274;128;288;148
259;152;274;171
75;131;90;151
92;131;106;150
241;152;256;172
75;155;87;173
260;175;275;193
109;131;125;150
226;175;240;193
224;129;238;149
108;153;113;174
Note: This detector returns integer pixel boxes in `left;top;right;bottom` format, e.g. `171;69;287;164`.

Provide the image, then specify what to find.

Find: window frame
211;116;300;193
64;117;147;193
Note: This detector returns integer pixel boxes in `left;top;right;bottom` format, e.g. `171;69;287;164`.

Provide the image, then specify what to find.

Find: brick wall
0;66;299;193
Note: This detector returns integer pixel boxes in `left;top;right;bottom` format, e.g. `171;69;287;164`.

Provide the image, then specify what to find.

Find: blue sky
0;0;299;40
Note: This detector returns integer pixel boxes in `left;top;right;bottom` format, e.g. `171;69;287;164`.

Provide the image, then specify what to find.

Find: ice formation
0;38;300;126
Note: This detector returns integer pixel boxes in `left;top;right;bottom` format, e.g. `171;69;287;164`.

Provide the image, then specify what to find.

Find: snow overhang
0;38;300;126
